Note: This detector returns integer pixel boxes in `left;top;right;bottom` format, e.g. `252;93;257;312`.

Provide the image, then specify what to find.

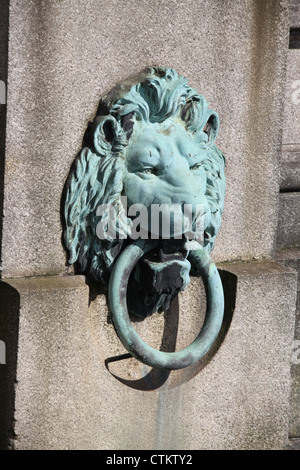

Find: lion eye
190;163;203;171
137;167;155;177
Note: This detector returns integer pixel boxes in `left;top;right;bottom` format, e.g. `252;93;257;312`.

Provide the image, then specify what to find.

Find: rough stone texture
276;248;300;289
277;193;300;248
289;438;300;449
0;0;296;453
290;332;300;437
280;147;300;190
0;260;296;450
0;0;9;268
276;248;300;438
282;51;300;148
0;0;8;87
289;0;300;27
281;50;300;192
279;5;300;440
1;0;289;278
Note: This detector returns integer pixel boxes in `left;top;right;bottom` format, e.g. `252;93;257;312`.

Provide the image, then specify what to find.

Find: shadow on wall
0;2;14;450
104;269;237;391
0;283;20;450
0;0;9;278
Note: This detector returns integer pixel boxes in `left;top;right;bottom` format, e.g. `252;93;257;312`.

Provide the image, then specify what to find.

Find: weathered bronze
63;67;226;369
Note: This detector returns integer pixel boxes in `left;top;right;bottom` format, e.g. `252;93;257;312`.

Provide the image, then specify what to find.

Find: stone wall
290;0;300;27
1;0;289;279
0;264;297;450
0;0;8;270
1;0;298;450
276;1;300;448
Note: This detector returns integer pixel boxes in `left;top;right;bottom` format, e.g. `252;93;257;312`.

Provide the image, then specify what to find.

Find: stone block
282;51;300;146
0;260;297;450
290;318;300;437
0;0;8;82
276;248;300;438
280;146;300;190
277;193;300;248
276;247;300;289
289;0;300;28
0;0;8;268
289;438;300;450
280;49;300;194
1;0;289;278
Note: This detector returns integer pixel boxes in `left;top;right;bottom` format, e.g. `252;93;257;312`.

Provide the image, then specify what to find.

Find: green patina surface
109;239;224;370
63;67;226;369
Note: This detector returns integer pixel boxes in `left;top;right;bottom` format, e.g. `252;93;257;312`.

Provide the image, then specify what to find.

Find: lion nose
163;160;191;188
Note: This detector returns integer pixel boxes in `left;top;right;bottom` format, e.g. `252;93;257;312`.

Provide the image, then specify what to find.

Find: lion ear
203;111;219;145
91;115;122;156
181;97;219;145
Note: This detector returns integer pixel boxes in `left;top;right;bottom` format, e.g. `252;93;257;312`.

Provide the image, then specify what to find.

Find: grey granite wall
0;0;9;271
290;0;300;27
1;0;289;278
276;0;300;446
1;0;298;451
0;263;297;450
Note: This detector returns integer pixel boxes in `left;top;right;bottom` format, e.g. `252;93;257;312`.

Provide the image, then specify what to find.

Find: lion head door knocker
63;67;226;370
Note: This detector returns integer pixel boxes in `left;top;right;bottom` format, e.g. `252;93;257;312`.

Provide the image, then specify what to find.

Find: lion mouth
127;238;192;318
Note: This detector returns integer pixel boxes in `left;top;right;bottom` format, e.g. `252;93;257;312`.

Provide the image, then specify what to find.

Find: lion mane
63;67;225;283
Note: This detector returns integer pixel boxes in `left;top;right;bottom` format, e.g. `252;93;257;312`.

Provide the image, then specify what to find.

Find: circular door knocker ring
109;239;224;371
